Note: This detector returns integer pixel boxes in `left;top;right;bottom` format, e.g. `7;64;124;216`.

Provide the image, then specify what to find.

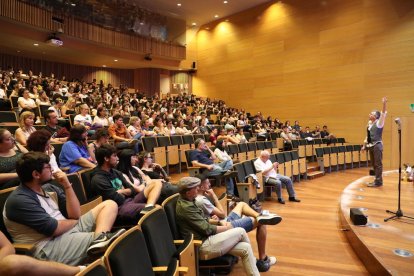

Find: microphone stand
384;121;414;222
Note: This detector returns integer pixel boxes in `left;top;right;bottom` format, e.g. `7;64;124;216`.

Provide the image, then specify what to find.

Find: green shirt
176;195;217;242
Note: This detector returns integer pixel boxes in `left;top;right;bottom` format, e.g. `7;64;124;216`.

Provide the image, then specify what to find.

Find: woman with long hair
88;128;110;163
15;111;36;146
59;125;96;173
0;129;27;189
137;151;178;204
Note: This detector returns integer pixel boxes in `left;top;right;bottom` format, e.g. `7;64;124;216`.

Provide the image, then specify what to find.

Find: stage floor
340;171;414;275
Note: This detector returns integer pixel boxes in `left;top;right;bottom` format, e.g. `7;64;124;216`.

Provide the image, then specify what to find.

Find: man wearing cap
176;177;260;276
194;176;281;272
362;97;387;187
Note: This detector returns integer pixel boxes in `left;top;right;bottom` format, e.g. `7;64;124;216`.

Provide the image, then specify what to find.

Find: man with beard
3;152;124;265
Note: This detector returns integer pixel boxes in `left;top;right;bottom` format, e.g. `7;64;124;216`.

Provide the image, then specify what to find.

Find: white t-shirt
74;114;92;126
254;158;278;179
17;97;36;111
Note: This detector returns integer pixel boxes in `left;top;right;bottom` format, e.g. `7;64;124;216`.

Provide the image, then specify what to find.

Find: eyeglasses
42;165;52;171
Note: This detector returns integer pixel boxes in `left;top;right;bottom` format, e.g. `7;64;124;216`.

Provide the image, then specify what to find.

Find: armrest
80;196;102;215
14;243;35;254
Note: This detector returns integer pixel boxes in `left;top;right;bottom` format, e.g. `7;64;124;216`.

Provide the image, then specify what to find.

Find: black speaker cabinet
350;208;367;225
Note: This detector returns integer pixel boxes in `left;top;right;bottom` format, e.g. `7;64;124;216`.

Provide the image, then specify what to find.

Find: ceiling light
33;43;39;46
223;0;228;3
71;3;76;6
102;65;107;67
17;50;20;53
140;22;144;25
214;15;219;18
114;59;118;62
192;22;197;26
205;27;210;30
225;19;229;22
177;3;181;7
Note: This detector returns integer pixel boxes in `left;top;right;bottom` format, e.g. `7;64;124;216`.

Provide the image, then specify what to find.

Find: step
307;171;325;180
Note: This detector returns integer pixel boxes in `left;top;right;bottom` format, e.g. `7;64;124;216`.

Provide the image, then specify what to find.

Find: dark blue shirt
190;150;213;165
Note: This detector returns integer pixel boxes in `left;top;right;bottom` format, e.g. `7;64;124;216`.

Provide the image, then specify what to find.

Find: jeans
266;174;296;199
205;160;235;195
199;228;259;276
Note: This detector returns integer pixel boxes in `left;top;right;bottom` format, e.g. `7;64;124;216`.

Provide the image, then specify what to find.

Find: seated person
27;129;61;174
280;126;293;151
190;138;236;197
217;127;240;145
88;128;110;163
195;176;281;272
3;152;124;265
15;111;36;146
59;125;96;173
74;104;95;136
300;126;313;140
175;119;192;135
320;125;336;140
213;140;233;163
90;144;162;223
209;127;218;145
0;231;83;275
176;177;260;276
254;150;300;204
0;128;28;189
43;110;69;143
108;114;139;153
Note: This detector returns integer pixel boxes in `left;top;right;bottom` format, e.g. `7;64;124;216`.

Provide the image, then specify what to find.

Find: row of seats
315;145;368;173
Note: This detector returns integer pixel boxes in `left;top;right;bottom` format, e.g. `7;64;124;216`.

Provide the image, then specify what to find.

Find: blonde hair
19;111;35;128
129;116;140;126
65;97;76;108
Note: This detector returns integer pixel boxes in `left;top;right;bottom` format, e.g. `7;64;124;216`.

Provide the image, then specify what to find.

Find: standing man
254;150;300;204
363;97;387;187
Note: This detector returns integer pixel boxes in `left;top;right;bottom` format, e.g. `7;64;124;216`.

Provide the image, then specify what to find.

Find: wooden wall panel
0;53;134;87
192;0;414;168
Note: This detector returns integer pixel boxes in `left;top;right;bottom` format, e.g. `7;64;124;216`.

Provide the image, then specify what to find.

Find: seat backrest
330;146;339;153
346;145;354;151
142;136;158;152
315;148;324;157
243;160;256;175
264;141;273;149
323;147;331;154
39;105;52;118
233;162;247;182
0;187;16;242
51;143;64;167
283;151;292;162
161;194;181;240
227;144;239;155
170;135;183;145
353;144;362;151
338;145;346;152
138;207;177;267
270;132;278;140
337;138;346;144
0;111;17;123
182;135;194;145
256;141;265;150
10;96;18;109
104;226;155;276
238;143;248;153
79;169;94;200
193;134;204;142
291;150;299;160
157;136;171;147
244;132;252;141
299;139;307;145
275;153;285;163
247;142;257;151
184;149;195;167
291;140;299;148
269;153;277;163
67;173;88;204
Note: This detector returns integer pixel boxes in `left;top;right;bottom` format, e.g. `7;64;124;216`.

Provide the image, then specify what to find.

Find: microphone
394;117;401;125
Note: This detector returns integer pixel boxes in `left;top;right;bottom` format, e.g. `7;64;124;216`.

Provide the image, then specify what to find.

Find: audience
43;110;69;143
3;152;124;265
26;129;61;173
14;111;36;146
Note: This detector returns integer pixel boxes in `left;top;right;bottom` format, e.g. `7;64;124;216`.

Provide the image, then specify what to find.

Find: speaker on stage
350;208;367;225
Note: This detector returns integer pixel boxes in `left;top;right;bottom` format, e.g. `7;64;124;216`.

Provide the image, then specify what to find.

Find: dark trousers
369;143;383;185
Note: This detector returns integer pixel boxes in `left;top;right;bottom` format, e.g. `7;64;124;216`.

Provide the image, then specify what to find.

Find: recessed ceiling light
114;59;118;62
223;0;228;3
71;3;76;6
33;43;39;46
205;27;210;30
140;22;144;25
177;3;181;7
192;22;197;26
17;50;20;53
102;65;107;67
214;15;219;18
225;19;229;22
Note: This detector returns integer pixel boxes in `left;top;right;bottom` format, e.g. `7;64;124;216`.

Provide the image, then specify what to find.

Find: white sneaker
257;212;282;225
266;256;277;266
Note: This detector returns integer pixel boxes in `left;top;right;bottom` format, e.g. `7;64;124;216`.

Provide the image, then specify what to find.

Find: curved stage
340;171;414;275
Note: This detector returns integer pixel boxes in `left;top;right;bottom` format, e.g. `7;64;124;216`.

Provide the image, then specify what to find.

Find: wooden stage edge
339;171;414;276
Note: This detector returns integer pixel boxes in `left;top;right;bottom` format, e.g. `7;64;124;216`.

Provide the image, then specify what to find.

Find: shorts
226;212;254;232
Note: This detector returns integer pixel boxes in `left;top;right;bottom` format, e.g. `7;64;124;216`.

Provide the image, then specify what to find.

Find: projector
46;38;63;47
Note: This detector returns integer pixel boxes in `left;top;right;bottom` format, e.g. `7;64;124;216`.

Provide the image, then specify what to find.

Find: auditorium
0;0;413;275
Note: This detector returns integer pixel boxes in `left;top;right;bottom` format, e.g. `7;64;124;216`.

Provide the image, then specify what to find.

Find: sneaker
278;198;285;204
35;118;41;124
87;228;126;255
256;258;270;272
265;256;277;266
257;212;282;225
140;205;155;215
